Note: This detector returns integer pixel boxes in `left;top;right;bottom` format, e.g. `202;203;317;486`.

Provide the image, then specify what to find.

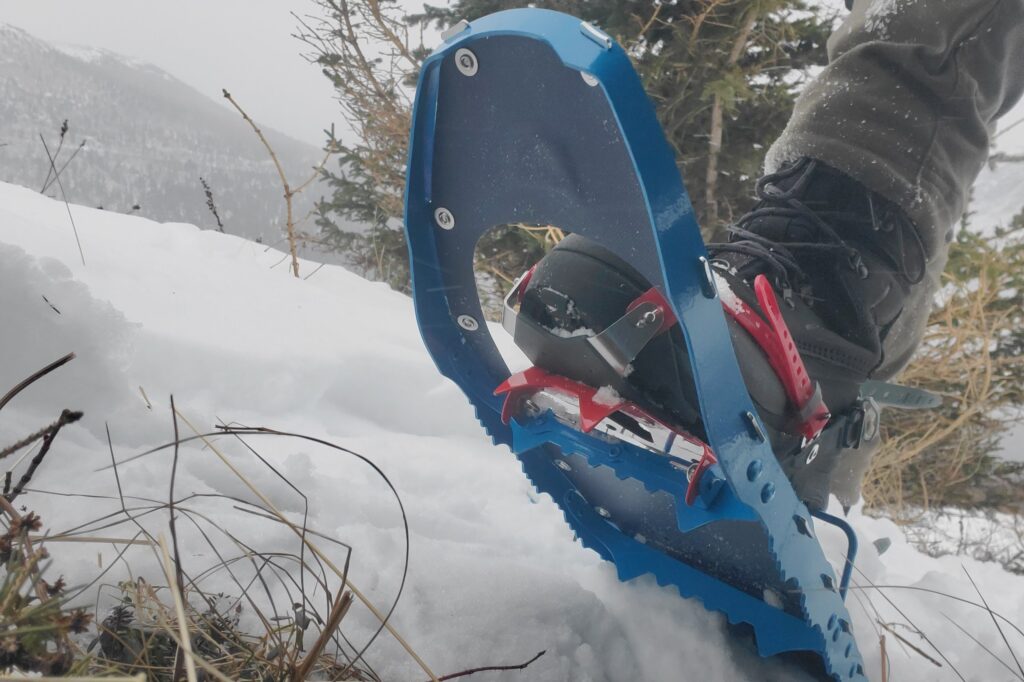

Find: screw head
454;48;478;76
434;207;455;230
595;506;611;519
580;71;599;87
555;459;571;472
457;314;479;331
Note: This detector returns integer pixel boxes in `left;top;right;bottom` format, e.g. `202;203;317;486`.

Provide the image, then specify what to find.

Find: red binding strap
720;275;830;440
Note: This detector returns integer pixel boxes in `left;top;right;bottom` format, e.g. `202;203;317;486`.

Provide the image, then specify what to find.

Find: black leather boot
518;158;929;510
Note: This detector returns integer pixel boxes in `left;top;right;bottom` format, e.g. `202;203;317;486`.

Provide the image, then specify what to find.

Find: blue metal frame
403;9;865;680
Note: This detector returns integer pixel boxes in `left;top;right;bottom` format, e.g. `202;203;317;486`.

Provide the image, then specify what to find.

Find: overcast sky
0;0;360;147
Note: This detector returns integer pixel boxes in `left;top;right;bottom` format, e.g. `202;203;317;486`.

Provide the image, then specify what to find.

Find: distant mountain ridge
0;23;326;247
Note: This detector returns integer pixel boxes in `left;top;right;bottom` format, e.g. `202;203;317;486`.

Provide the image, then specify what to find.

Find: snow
592;386;623;407
3;181;1024;680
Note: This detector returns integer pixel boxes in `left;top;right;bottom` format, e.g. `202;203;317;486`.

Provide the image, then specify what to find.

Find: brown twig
6;409;83;502
222;89;297;276
39;134;86;266
431;650;547;681
878;621;943;668
0;352;75;412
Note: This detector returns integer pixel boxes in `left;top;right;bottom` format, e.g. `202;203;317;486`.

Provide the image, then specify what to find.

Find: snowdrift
1;181;1022;681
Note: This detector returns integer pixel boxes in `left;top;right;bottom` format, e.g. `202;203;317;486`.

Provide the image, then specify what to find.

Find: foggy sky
0;0;348;147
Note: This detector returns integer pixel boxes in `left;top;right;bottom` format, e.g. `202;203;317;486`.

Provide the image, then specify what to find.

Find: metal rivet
454;48;478;76
595;506;611;518
580;71;599;87
434;207;455;230
698;256;718;299
744;411;767;442
457;314;479;331
635;308;660;328
555;459;571;472
805;443;820;465
441;19;470;42
686;463;699;482
580;21;613;49
760;482;775;503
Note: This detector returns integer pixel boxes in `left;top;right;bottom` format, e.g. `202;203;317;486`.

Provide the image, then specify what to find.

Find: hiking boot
518;158;929;509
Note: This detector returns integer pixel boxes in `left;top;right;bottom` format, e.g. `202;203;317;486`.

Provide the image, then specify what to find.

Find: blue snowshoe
404;9;875;680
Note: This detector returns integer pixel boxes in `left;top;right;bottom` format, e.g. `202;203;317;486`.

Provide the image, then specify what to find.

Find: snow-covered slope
2;182;1024;681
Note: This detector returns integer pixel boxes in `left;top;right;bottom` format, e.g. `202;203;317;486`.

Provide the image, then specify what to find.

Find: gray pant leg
766;0;1024;378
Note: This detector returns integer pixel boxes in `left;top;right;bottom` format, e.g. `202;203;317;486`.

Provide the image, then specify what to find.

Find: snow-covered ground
3;182;1024;681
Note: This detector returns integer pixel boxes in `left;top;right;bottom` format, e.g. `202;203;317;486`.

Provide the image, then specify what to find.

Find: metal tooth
434;207;455;230
595;506;611;518
454;48;478;76
457;314;479;331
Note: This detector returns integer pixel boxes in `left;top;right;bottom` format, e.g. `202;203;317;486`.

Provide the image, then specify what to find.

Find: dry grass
864;225;1024;517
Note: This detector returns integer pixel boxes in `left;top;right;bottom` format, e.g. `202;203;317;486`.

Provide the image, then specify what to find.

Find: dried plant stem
39;134;86;266
5;409;82;501
880;635;888;682
435;650;547;681
172;408;439;681
222;90;335;278
157;533;199;682
293;590;353;681
0;352;75;412
222;89;300;277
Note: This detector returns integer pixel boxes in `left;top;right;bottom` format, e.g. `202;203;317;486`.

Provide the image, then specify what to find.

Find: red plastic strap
684;446;718;506
721;275;830;440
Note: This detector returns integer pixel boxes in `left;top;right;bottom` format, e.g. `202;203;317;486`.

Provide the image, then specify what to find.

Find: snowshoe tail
404;9;866;681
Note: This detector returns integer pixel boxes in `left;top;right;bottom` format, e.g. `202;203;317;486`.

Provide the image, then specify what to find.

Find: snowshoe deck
404;9;866;680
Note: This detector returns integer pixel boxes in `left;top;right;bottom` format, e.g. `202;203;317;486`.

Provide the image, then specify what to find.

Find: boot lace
708;161;926;305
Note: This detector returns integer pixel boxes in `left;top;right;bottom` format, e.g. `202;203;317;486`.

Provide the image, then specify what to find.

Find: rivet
744;411;767;442
454;48;478;76
434;207;455;230
555;459;571;472
595;506;611;518
805;443;820;465
698;256;718;299
457;314;479;331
